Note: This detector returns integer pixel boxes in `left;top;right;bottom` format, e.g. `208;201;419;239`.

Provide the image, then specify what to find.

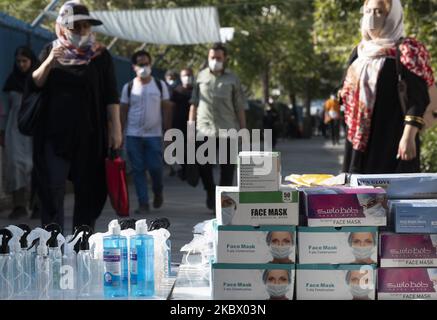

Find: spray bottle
45;223;65;300
103;219;128;298
6;225;25;298
0;229;14;300
17;224;32;299
148;228;171;289
149;218;172;276
130;219;154;297
62;232;82;300
27;228;51;300
89;231;109;299
70;226;93;299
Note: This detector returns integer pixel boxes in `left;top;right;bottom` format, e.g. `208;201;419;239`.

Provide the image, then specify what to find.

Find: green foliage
421;125;437;173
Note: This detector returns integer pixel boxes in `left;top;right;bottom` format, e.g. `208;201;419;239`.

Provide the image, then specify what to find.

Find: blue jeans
126;136;163;206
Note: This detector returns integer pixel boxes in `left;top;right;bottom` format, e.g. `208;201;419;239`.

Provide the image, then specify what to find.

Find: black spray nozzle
0;229;13;254
120;219;137;230
69;225;93;251
44;223;62;248
27;238;40;252
148;218;171;231
18;224;31;249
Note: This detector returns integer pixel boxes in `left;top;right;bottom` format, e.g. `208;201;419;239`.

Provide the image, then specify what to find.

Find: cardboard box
212;263;295;300
391;202;437;234
349;173;437;199
304;187;387;227
298;227;378;264
216;187;299;226
380;233;437;267
387;200;437;230
238;152;281;192
296;264;377;300
378;268;437;300
216;225;296;264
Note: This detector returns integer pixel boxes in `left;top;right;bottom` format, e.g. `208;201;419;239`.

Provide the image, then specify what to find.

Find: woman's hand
108;123;123;150
33;46;65;88
398;124;419;161
47;46;65;65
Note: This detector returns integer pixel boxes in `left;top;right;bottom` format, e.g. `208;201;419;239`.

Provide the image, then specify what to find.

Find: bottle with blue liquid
130;219;154;297
103;220;128;298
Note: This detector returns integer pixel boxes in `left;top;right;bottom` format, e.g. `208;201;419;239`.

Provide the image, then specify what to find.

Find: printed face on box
263;269;291;300
428;269;437;291
345;270;373;300
348;232;376;264
357;194;387;217
266;231;294;264
221;195;237;224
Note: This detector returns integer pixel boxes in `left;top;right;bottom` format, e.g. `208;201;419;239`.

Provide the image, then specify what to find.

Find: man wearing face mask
170;68;194;180
266;231;294;264
189;43;247;210
120;50;172;214
348;232;377;264
26;1;122;231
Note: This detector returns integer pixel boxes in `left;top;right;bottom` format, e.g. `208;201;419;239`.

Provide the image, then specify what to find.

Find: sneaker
135;204;150;215
153;193;163;209
206;190;215;211
8;206;28;220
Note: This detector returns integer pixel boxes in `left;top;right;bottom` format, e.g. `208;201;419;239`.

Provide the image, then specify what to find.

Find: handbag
18;78;43;136
105;149;130;217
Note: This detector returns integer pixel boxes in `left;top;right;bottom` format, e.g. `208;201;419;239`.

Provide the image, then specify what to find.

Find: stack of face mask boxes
212;152;299;300
350;173;437;300
296;186;387;300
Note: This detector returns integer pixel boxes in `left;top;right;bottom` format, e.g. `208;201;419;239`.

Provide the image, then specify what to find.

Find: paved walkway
0;136;343;264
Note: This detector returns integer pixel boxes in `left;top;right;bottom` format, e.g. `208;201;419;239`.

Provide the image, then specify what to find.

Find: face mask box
349;173;437;199
216;187;299;226
387;200;437;231
380;233;437;268
298;227;378;264
391;202;437;234
304;187;387;227
216;226;296;264
378;268;437;300
212;263;295;300
238;152;281;192
296;264;377;300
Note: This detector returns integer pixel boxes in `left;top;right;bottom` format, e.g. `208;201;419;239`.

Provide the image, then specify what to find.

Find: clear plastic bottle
75;226;93;299
0;229;14;300
103;220;128;298
62;234;80;300
45;224;65;300
130;220;154;297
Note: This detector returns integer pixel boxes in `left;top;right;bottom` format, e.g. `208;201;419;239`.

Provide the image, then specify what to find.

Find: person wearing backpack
120;50;172;214
340;0;434;174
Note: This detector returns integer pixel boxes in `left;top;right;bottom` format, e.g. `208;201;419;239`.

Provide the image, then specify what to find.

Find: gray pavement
0;136;343;265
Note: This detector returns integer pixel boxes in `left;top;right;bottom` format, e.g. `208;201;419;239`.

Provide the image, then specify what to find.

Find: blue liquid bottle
130;220;154;297
103;220;128;298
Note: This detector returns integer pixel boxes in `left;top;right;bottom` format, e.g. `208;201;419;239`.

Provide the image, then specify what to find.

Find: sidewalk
0;136;343;264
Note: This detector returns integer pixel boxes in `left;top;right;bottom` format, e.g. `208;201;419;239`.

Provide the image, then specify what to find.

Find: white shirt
121;77;170;137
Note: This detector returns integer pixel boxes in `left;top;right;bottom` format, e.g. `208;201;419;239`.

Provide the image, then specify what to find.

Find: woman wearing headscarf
24;1;122;231
1;46;38;219
341;0;434;174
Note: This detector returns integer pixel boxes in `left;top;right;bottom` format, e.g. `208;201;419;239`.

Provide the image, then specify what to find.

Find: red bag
105;149;129;217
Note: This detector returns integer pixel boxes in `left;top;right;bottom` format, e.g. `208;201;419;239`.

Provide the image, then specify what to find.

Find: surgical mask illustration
270;245;293;259
266;283;290;298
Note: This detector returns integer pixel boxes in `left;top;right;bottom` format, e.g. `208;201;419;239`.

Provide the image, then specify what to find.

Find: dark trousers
197;137;237;193
34;139;107;232
330;120;340;145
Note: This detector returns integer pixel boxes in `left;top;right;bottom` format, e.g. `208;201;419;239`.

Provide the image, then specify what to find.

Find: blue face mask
266;283;289;298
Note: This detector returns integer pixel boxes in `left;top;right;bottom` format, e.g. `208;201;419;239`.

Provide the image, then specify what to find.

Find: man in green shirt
189;43;247;210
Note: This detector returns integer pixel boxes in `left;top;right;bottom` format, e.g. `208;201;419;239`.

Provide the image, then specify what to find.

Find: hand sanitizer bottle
27;228;51;300
0;229;14;300
45;223;65;300
103;220;128;298
130;219;154;297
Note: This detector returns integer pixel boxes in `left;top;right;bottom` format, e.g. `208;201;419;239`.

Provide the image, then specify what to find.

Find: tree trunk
303;80;313;138
262;63;270;104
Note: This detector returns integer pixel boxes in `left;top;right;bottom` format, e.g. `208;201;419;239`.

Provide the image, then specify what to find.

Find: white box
238;151;281;192
350;173;437;199
378;268;437;300
304;187;387;227
212;263;295;300
380;233;437;267
296;264;377;300
216;187;299;226
216;225;296;264
298;227;378;264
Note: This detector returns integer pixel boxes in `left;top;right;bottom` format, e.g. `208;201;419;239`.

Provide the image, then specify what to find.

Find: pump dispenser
103;220;128;298
0;229;14;300
130;219;154;297
70;226;93;299
27;228;51;300
45;223;65;300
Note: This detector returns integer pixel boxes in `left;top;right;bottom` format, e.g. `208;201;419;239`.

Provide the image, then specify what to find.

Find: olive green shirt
190;68;247;137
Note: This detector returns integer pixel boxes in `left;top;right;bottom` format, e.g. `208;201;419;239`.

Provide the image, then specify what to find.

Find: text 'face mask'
266;283;289;298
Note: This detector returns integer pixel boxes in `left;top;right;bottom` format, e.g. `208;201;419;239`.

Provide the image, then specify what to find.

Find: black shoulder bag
18;78;44;136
